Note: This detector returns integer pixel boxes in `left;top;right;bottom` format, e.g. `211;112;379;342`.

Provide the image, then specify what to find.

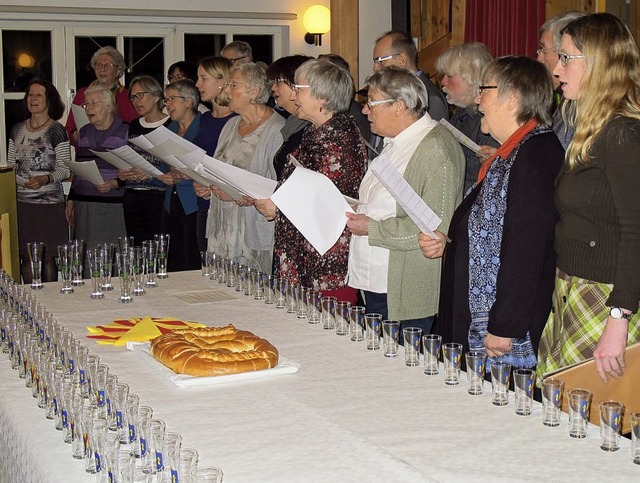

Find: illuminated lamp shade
18;53;35;69
303;5;331;46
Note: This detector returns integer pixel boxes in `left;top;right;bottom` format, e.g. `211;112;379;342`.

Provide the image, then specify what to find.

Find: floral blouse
274;112;367;291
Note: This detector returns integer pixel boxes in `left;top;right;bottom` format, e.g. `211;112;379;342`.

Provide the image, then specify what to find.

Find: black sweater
555;116;640;311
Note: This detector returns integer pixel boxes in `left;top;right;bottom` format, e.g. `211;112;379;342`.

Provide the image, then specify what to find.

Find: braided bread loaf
150;324;279;376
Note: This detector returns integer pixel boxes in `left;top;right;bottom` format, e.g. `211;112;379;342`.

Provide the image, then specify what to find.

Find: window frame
0;16;287;163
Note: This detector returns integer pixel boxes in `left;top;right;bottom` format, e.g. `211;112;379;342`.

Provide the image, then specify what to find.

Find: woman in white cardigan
206;62;284;273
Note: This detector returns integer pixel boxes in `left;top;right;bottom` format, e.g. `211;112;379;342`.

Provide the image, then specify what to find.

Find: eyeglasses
536;47;556;56
163;95;186;104
224;81;246;89
229;56;247;64
478;85;498;95
168;73;187;82
558;52;585;67
292;84;310;93
94;62;116;70
81;100;103;109
366;98;397;109
373;53;400;64
272;78;291;86
128;91;148;101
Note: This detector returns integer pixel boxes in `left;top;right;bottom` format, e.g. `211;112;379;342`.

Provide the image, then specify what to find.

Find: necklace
241;108;268;127
238;108;269;136
29;117;50;130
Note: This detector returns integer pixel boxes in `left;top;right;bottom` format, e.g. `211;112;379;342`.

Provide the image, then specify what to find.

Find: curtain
465;0;546;58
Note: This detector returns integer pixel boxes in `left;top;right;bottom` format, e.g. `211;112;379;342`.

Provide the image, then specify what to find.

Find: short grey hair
295;59;354;114
232;62;271;105
365;66;428;118
482;56;553;126
436;43;492;97
84;85;116;113
166;79;200;114
540;10;588;50
91;46;126;79
130;75;164;112
221;41;253;61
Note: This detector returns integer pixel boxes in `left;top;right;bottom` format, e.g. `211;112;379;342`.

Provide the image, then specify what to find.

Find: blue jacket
163;113;201;215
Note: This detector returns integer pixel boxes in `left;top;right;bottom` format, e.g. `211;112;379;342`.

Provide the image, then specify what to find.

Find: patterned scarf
467;121;546;369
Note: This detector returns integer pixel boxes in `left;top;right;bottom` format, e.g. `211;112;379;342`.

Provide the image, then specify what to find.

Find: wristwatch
609;307;632;320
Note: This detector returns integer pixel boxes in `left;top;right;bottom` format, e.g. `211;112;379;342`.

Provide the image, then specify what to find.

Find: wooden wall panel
424;0;450;45
451;0;466;45
545;0;595;19
410;0;423;38
330;0;360;87
631;1;640;48
0;168;20;279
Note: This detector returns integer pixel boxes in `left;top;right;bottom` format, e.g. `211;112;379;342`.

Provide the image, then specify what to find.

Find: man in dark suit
372;31;449;121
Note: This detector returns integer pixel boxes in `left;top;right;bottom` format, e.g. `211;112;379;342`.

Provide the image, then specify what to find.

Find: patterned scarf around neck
467;120;546;369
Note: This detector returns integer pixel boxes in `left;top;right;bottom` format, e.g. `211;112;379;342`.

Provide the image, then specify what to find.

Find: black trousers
161;191;200;272
123;189;165;246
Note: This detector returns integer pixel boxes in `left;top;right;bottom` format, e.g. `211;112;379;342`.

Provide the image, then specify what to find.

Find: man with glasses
537;10;586;149
537;11;586;92
372;31;448;122
220;41;253;65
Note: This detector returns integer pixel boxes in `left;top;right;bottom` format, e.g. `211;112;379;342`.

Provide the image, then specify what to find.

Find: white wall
358;0;392;89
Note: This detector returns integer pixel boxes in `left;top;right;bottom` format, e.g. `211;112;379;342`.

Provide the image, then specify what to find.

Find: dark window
2;30;52;91
233;34;273;64
184;33;227;65
73;36;117;89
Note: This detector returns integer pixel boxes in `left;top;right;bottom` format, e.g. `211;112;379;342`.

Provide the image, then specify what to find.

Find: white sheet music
369;155;441;238
191;165;244;201
194;155;277;199
90;149;132;170
129;134;154;151
289;155;361;205
439;119;483;155
271;166;354;256
109;146;163;177
143;125;204;154
71;104;90;130
65;159;105;186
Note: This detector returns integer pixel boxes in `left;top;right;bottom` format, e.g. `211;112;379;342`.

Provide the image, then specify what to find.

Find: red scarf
477;119;538;184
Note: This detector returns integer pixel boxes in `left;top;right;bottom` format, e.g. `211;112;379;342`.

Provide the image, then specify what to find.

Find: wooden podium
546;342;640;434
0;167;20;279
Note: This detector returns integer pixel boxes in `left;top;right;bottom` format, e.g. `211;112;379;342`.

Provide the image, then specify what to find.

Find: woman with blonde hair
537;13;640;383
192;56;237;251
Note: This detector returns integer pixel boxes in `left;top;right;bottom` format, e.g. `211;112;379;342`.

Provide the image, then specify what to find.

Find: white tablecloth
1;271;638;482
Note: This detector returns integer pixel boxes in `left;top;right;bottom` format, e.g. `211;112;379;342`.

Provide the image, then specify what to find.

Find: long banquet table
1;271;638;482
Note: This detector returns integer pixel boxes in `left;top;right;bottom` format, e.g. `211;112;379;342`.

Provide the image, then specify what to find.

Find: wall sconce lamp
303;5;331;46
